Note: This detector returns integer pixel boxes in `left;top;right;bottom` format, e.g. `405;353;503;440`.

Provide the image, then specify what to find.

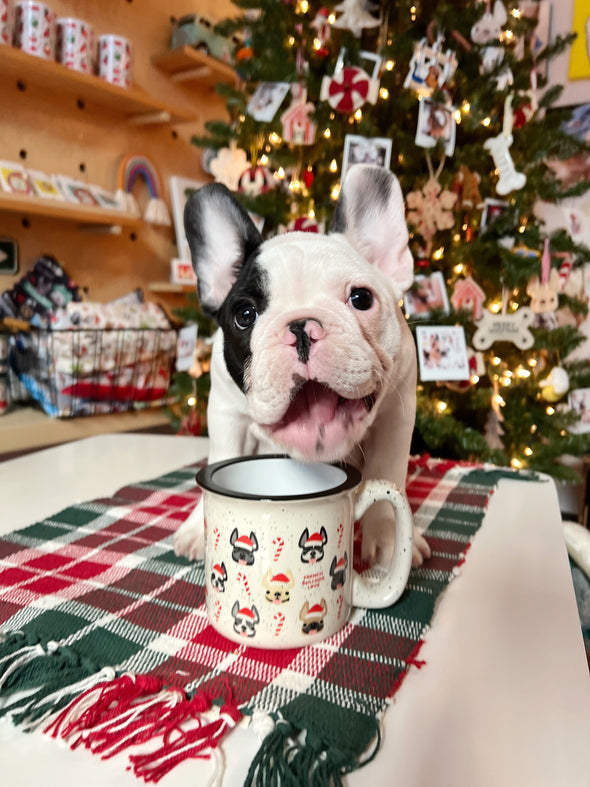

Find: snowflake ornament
406;177;457;251
210;142;249;191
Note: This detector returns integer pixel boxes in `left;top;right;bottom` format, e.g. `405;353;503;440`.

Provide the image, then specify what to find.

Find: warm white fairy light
492;356;502;366
454;109;462;123
269;132;281;144
287;35;295;46
380;87;389;100
524;447;533;456
437;401;447;412
354;108;363;121
323;128;331;139
531;424;538;434
433;246;444;260
560;430;566;436
331;184;340;200
501;375;512;387
517;367;531;378
494;394;505;406
260;154;269;165
490;301;502;313
386;60;395;71
313;38;322;51
329;159;338;172
328;12;336;23
546;406;555;415
309;206;315;218
462;101;471;113
187;396;197;407
454;262;464;273
482;117;491;127
512;8;521;17
528;357;538;367
471;375;480;384
275;167;286;179
511;457;522;469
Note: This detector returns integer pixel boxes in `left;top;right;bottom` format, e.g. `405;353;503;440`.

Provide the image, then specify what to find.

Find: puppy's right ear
184;183;262;316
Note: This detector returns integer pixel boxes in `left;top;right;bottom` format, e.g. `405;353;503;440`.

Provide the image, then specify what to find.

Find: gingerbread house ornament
280;99;317;145
451;276;486;320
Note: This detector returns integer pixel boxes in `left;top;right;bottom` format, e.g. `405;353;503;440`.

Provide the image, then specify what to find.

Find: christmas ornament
470;0;513;90
483;95;526;196
320;64;379;114
441;349;485;393
406;157;457;255
415;99;457;157
539;366;570;402
247;81;291;123
451;276;486;320
472;291;534;351
310;7;331;57
287;215;319;233
332;0;380;38
527;239;560;329
451;165;483;210
403;35;458;97
280;89;317;145
210;142;248;191
238;166;273;196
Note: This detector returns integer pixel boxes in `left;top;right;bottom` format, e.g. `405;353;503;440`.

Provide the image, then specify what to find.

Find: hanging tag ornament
403;34;458;98
472;287;534;350
483;94;526;196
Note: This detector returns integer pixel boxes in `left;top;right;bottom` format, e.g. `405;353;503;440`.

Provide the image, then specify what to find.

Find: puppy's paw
411;526;431;568
173;501;205;561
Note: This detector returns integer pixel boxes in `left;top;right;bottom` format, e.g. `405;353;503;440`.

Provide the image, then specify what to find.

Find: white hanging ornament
539;366;570;402
527;238;560;329
332;0;380;38
470;0;513;90
483;94;526;196
210;142;249;191
472;287;534;350
403;35;458;98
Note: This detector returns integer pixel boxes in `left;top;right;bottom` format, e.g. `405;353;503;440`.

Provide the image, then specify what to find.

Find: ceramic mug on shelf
14;1;56;60
0;0;14;46
98;33;132;88
56;17;95;74
198;455;414;649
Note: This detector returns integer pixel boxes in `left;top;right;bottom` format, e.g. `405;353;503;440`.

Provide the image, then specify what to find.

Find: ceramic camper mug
197;455;414;649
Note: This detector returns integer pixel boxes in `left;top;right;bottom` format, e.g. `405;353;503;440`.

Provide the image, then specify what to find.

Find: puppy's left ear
330;164;414;299
184;183;263;317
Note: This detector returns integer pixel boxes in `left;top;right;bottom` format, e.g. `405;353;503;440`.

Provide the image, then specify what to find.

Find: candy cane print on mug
0;0;15;46
198;455;414;649
56;17;95;74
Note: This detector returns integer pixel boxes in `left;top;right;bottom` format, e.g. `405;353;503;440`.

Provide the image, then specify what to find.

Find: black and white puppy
174;165;430;569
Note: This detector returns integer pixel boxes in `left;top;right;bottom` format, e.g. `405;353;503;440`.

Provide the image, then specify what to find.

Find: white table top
1;434;589;787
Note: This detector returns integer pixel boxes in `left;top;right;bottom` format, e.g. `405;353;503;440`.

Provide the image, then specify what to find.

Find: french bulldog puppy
174;164;431;569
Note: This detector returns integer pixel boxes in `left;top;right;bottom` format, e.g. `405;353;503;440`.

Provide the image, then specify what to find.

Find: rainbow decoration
118;154;162;198
116;154;171;226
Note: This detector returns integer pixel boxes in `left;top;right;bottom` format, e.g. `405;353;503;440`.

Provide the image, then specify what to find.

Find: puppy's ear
184;183;262;316
330;164;414;299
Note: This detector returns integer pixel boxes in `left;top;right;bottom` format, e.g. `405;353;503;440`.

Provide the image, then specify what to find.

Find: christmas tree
186;0;590;482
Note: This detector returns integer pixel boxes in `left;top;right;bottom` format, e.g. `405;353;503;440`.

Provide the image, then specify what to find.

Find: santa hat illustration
236;606;257;620
234;534;256;552
301;600;327;622
303;531;326;549
333;556;347;572
269;572;291;585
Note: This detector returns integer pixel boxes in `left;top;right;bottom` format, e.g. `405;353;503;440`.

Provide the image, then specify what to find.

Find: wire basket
9;326;177;418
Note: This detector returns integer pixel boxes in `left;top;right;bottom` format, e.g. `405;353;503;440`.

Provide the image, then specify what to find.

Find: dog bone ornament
483;95;526;196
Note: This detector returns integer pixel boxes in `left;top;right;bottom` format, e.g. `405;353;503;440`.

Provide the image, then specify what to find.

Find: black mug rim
196;454;362;502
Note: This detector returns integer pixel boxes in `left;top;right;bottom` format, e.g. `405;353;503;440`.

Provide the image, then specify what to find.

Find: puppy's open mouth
265;380;376;459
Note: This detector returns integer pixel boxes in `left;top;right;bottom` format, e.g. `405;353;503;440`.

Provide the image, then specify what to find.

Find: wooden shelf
151;46;237;88
0;45;196;124
0;404;173;455
0;191;142;228
148;281;196;294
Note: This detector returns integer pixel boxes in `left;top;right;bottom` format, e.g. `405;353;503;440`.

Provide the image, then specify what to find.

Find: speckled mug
197;455;413;649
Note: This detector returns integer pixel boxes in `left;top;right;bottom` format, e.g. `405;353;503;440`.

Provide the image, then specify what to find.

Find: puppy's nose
285;319;326;364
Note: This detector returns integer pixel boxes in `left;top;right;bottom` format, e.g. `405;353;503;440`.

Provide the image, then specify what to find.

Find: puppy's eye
234;304;258;330
348;287;374;311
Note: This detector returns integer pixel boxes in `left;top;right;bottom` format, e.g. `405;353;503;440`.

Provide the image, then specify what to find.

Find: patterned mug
56;17;95;73
198;455;414;649
0;0;14;45
98;33;132;88
14;0;56;60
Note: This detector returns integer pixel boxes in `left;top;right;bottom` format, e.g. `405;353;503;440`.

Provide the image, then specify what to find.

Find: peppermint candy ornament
320;65;379;114
238;166;273;196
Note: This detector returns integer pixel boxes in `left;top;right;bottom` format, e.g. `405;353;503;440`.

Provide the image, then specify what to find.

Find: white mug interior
200;456;357;499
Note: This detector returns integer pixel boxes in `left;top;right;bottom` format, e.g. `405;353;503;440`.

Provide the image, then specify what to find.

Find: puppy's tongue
282;381;338;428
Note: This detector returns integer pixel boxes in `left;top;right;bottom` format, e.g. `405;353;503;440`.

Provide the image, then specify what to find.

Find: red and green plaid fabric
0;456;531;783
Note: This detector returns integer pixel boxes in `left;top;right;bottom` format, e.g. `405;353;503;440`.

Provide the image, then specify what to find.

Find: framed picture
569;387;590;433
26;170;64;201
416;325;470;382
415;99;456;156
546;0;590;107
170;258;197;286
341;135;392;181
169;176;205;261
0;161;32;195
404;272;450;318
359;50;382;80
247;81;290;122
480;197;512;232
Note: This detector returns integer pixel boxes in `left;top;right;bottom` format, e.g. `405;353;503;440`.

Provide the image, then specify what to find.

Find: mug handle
351;480;414;609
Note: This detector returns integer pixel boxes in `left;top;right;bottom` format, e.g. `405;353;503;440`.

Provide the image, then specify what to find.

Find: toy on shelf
116;154;171;225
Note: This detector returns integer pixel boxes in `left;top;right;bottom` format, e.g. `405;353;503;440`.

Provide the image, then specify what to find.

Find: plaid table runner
0;456;533;784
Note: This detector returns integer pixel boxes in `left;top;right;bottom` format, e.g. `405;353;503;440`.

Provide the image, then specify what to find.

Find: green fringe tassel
0;631;99;728
244;695;381;787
